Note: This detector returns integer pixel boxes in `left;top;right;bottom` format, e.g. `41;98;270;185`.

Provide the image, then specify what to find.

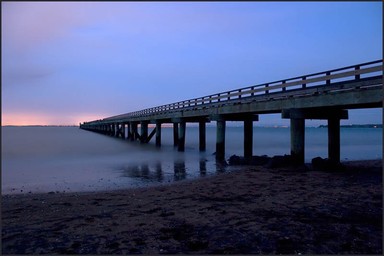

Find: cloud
1;2;96;88
2;65;54;87
2;2;89;53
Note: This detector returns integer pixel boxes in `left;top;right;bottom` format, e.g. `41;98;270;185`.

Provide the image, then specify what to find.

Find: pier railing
101;60;383;122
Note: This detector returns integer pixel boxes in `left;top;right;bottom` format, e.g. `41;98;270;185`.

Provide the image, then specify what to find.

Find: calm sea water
2;126;382;194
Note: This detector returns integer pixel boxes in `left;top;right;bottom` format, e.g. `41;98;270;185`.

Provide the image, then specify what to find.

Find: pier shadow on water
119;158;226;184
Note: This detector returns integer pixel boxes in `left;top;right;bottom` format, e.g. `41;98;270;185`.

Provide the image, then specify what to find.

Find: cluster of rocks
311;157;345;171
228;154;299;168
228;154;345;170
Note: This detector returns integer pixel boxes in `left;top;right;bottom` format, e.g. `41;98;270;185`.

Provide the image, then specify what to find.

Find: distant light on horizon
1;112;108;126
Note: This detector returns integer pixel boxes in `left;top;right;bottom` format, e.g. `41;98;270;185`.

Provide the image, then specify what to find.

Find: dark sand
2;160;382;254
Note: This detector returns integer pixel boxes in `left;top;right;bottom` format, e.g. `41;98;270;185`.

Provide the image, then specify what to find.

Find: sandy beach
2;160;382;254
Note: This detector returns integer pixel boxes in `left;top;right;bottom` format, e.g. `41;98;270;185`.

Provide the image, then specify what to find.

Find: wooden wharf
80;60;383;163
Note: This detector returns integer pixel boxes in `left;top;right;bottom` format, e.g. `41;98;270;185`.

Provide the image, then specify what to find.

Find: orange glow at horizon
2;112;107;126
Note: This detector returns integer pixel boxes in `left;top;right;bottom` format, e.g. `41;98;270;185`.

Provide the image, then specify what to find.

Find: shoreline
2;158;382;197
2;159;382;254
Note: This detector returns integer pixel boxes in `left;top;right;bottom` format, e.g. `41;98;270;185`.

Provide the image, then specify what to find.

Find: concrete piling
290;118;305;164
328;118;341;163
156;122;162;147
244;119;253;160
216;119;226;161
173;123;179;147
178;122;186;152
127;123;131;140
131;123;138;141
282;108;348;165
140;122;148;143
199;121;206;151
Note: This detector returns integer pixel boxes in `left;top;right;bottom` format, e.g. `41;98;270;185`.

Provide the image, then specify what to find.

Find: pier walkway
80;60;383;163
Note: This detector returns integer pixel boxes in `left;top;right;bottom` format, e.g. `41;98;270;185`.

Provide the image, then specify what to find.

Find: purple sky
2;2;382;126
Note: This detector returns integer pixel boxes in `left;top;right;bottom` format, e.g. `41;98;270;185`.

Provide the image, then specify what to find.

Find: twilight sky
2;2;382;126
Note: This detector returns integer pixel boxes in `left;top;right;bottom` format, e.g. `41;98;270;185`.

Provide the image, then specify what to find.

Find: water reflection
120;158;225;184
174;161;186;181
199;159;207;176
155;162;163;182
215;160;227;173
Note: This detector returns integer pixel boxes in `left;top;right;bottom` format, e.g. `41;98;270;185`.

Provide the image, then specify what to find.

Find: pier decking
80;60;383;163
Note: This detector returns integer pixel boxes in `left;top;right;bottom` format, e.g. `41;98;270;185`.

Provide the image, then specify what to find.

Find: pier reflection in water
174;161;186;181
119;157;223;184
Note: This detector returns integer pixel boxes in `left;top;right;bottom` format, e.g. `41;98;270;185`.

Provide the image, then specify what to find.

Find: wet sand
2;160;382;254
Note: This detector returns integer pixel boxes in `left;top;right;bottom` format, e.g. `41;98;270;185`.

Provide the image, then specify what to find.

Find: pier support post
129;123;133;141
173;123;179;147
126;123;130;140
112;124;115;136
178;121;186;152
156;122;162;147
140;122;148;143
115;123;119;137
120;124;124;138
216;119;226;161
131;123;138;141
328;118;340;163
211;114;257;161
290;118;305;164
244;119;253;160
199;121;206;151
283;108;348;165
122;123;127;140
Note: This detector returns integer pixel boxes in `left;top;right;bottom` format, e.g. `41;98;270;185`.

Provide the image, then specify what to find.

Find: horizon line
2;123;382;128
